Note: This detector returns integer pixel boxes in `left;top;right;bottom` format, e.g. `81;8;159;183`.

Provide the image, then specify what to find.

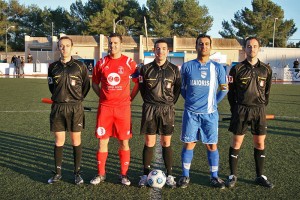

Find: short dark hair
109;33;122;43
58;36;73;46
244;36;261;47
196;34;212;46
154;39;168;48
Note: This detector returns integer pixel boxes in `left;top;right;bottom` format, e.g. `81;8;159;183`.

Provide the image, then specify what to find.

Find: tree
0;0;9;51
174;0;213;37
146;0;176;37
219;0;297;47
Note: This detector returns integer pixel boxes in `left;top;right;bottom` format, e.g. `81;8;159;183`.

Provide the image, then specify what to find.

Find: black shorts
50;102;85;132
229;105;266;135
140;104;175;135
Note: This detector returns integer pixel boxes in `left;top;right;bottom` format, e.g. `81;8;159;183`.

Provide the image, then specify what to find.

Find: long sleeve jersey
139;60;181;105
227;59;272;109
48;57;90;103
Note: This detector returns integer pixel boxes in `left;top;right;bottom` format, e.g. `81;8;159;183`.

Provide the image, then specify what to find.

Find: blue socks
207;149;219;178
181;148;194;177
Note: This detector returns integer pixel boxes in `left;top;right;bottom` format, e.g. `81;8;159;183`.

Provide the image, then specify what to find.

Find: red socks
96;151;108;176
119;149;130;176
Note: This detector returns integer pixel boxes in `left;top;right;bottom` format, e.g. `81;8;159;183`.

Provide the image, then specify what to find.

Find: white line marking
149;136;164;200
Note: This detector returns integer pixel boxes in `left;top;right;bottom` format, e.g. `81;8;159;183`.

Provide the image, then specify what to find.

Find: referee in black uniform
225;36;274;188
47;36;90;185
138;39;181;188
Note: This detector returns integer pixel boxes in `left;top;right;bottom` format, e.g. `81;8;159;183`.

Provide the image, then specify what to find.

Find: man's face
245;39;260;59
196;37;211;58
154;42;169;62
58;39;72;59
109;36;122;56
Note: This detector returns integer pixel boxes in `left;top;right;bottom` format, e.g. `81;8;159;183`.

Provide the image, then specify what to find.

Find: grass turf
0;78;299;200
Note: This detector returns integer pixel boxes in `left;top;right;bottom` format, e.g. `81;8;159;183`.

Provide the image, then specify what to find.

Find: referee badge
227;75;233;83
260;80;265;87
48;77;53;84
71;79;76;86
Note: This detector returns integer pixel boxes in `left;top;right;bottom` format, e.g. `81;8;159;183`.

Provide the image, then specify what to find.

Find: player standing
138;39;181;188
177;34;228;189
90;33;139;186
47;36;90;185
225;36;274;188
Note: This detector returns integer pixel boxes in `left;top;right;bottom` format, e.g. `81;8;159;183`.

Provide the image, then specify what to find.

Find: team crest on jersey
104;66;109;70
260;80;265;87
107;72;121;86
139;75;143;83
227;75;233;83
201;71;207;79
118;66;124;74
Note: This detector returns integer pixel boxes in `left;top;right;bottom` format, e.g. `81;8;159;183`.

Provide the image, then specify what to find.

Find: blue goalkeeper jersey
181;59;227;114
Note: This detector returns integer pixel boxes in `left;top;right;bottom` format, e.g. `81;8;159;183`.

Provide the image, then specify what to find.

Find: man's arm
265;67;272;106
180;65;187;99
130;81;139;101
173;66;182;104
227;68;237;113
82;64;91;98
92;82;101;98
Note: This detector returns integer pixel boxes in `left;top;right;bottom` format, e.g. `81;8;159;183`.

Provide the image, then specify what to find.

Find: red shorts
95;104;132;140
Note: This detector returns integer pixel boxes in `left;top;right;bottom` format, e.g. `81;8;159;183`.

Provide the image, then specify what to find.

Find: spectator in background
11;55;16;66
15;56;21;77
293;58;299;68
27;53;33;63
20;57;25;77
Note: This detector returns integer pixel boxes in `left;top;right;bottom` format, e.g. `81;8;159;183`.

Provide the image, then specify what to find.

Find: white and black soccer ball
147;169;166;188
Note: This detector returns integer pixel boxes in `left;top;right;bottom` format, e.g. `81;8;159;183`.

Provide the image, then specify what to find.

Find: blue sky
17;0;300;40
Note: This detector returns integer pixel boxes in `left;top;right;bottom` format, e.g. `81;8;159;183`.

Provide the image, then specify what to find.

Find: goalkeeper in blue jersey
177;34;228;189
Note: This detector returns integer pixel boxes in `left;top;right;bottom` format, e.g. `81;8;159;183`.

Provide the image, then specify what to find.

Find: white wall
0;63;49;76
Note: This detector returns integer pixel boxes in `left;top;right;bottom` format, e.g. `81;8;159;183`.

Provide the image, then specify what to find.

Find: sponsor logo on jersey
201;71;207;78
190;79;210;86
118;66;124;74
107;73;121;86
97;127;106;137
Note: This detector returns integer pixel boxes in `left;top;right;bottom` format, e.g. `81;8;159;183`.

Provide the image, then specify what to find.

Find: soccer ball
147;169;166;188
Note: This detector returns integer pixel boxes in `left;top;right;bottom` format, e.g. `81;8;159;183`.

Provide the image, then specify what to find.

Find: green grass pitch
0;78;299;199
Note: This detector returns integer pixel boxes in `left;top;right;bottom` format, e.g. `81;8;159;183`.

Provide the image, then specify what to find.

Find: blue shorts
181;110;219;144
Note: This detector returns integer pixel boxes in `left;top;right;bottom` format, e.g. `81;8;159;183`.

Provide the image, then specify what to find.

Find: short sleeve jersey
181;59;227;114
92;54;137;106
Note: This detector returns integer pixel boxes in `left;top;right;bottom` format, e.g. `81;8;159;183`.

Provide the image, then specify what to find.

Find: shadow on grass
0;131;141;186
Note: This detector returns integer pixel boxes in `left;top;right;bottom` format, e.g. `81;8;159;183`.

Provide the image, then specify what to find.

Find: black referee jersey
48;57;90;103
227;59;272;108
139;60;181;105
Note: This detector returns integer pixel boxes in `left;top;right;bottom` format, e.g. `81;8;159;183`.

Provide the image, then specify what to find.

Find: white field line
149;136;164;200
